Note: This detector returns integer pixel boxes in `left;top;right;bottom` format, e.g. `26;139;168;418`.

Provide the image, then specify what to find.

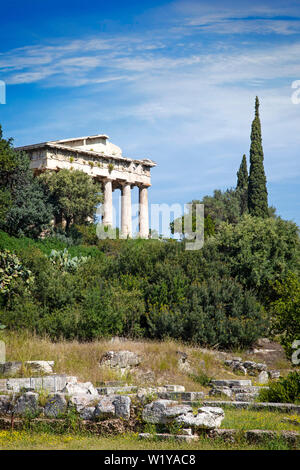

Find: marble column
121;183;132;238
102;179;113;227
139;186;149;238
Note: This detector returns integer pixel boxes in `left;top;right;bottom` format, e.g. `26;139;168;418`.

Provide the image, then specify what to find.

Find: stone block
30;377;43;391
164;385;185;392
176;406;225;429
13;392;39;416
25;361;54;374
113;395;131;419
0;361;22;377
211;380;252;388
94;396;115;419
42;376;56;392
79;406;96;420
44;393;67;418
7;378;31;392
62;381;98;396
142;400;192;424
0;395;11;415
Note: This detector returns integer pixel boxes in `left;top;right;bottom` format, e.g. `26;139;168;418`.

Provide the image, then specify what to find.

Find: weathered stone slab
94;396;115;419
202;400;300;413
113;395;131;419
176;406;224;429
257;371;269;384
25;361;54;374
158;391;205;401
68;393;97;412
62;381;98;396
42;376;56;393
79;406;96;420
97;385;137;396
235;393;258;402
0;395;11;415
44;393;67;418
13;392;39;416
209;387;233;399
268;370;280;380
7;378;31;392
211;380;252;388
30;377;43;391
0;362;22;377
142;400;192;424
164;385;185;393
99;350;141;369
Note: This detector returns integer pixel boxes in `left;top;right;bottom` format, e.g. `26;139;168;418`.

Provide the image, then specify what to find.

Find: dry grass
0;331;291;391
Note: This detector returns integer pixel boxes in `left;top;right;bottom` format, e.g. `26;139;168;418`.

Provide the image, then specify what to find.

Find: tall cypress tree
237;154;248;190
236;154;248;214
248;96;268;218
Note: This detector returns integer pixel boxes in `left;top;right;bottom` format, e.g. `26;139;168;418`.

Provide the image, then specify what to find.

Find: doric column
139;186;149;238
102;179;113;227
121;183;132;238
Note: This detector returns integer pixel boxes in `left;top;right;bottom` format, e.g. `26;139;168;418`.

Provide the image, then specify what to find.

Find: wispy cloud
2;0;300;224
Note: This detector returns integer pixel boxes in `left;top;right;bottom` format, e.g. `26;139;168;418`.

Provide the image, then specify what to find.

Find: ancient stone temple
16;134;156;238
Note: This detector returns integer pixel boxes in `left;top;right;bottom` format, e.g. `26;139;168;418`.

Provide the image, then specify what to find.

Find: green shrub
258;371;300;404
0;249;33;296
270;273;300;360
48;248;89;273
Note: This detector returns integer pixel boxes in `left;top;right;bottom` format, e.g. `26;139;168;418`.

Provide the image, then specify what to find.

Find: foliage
0;249;33;296
237;154;248;191
258;371;300;404
4;178;53;238
248;97;269;218
39;169;102;231
48;248;89;273
0;126;53;238
189;370;212;387
212;215;300;294
236;154;248;214
269;273;300;359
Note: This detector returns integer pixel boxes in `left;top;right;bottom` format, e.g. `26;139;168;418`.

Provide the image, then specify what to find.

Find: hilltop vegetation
0;99;299;357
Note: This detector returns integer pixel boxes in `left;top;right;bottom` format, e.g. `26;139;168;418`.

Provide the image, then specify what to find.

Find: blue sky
0;0;300;228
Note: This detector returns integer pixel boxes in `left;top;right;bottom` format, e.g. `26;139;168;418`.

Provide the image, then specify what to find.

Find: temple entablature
15;134;156;238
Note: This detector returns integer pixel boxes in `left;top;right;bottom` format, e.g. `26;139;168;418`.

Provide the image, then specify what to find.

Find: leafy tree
0;125;19;187
248;97;269;217
40;169;102;231
4;178;53;238
236;154;248;214
212;214;300;294
0;189;12;224
0;125;53;237
270;273;300;360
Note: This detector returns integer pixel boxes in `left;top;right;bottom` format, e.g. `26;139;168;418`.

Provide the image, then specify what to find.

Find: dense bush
270;273;300;359
212;215;300;294
0;249;33;297
258;372;300;404
0;212;298;350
